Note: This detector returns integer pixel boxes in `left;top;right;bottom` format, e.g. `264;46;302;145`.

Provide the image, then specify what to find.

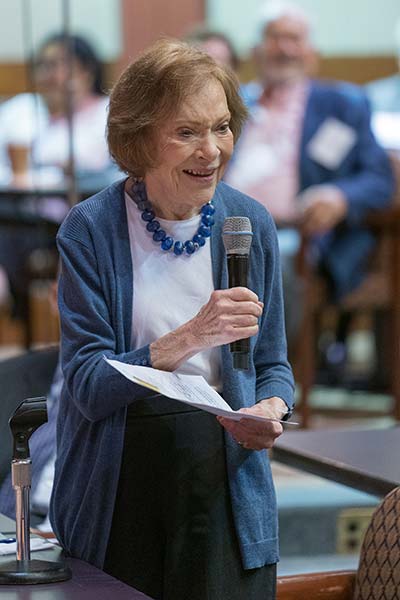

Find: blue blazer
239;80;395;298
50;179;295;570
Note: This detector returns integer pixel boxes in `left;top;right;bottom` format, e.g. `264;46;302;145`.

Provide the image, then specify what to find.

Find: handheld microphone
222;216;253;370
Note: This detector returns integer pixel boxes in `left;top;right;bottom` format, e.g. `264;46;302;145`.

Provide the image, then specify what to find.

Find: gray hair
256;1;315;43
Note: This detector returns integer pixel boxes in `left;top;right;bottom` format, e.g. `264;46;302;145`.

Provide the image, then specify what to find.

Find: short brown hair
107;38;247;177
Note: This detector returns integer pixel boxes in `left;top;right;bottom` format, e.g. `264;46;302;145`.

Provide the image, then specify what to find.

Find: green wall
0;0;121;61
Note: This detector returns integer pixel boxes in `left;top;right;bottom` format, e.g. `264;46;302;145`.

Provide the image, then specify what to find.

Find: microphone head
222;217;253;255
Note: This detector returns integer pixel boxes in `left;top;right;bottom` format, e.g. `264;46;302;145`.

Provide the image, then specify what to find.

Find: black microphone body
227;254;250;370
222;216;253;371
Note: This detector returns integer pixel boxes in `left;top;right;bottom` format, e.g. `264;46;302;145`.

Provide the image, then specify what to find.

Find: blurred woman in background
0;33;119;316
0;32;114;189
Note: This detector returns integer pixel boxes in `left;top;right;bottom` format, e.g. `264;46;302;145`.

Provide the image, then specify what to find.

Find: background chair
277;485;400;599
295;152;400;427
0;346;58;485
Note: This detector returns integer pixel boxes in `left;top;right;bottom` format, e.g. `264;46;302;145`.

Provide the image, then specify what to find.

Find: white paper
307;117;357;169
0;536;56;556
105;358;297;425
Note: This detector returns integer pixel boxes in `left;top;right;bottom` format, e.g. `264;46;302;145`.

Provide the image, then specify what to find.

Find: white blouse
125;192;222;391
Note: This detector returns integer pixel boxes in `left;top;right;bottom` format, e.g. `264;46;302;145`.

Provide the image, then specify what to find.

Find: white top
371;111;400;151
125;192;222;390
0;92;112;185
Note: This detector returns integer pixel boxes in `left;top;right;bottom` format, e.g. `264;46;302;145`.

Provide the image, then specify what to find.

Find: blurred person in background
0;32;116;190
225;1;394;356
0;280;61;533
185;26;239;71
0;33;119;317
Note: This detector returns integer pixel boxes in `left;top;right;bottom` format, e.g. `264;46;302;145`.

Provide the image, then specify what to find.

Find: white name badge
307;117;357;170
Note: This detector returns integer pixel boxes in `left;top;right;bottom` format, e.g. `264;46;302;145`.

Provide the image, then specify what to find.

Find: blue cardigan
50;179;295;570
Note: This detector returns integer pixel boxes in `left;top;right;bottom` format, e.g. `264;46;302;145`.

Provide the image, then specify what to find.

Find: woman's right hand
188;287;263;349
150;287;263;371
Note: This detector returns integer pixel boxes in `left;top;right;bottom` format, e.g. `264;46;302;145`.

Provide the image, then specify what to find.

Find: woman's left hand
217;397;287;450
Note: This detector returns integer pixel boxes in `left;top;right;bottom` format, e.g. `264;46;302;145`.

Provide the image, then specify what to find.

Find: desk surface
0;514;152;599
272;426;400;497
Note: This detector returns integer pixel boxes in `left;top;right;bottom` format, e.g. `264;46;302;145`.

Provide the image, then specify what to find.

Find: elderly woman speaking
50;39;294;600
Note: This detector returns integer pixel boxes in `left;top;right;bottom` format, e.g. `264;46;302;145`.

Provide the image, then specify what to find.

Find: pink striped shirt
226;81;309;224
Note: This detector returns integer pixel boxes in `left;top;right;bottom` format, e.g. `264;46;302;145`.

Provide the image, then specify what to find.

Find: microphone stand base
0;559;72;584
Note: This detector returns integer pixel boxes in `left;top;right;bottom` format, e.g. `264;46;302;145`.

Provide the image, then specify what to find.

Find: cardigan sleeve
253;212;295;411
57;226;156;422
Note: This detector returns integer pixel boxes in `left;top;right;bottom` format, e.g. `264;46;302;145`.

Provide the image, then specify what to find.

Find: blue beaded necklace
130;180;215;255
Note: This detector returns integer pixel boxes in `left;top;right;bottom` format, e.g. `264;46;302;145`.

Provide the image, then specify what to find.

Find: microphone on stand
222;216;253;370
0;397;71;585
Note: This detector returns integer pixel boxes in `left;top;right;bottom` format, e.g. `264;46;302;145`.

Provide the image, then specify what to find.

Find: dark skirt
104;395;276;600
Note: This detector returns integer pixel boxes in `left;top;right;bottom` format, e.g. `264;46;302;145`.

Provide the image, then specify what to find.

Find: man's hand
297;185;348;237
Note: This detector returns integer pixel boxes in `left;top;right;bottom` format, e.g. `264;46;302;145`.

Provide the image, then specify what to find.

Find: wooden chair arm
277;570;356;600
365;204;400;229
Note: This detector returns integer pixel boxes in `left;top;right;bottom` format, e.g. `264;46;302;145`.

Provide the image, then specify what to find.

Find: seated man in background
0;32;120;318
225;1;395;347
